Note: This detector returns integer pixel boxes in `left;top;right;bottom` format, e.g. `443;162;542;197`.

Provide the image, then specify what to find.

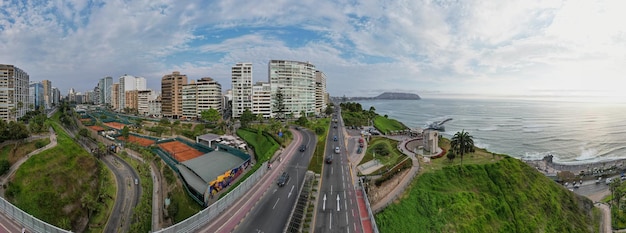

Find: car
277;172;289;187
606;178;614;185
325;154;333;164
333;125;337;128
299;145;307;152
333;136;338;141
334;146;340;154
596;177;602;184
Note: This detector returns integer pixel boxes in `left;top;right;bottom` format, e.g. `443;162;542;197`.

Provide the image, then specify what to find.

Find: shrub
0;159;10;175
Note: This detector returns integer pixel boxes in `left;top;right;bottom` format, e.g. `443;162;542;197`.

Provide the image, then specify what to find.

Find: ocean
356;98;626;164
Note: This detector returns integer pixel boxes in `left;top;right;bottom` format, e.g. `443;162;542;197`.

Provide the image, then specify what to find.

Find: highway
314;106;363;233
234;128;316;233
198;127;305;232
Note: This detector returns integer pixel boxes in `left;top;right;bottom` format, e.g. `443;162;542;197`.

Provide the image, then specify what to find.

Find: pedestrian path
356;190;373;233
0;127;58;196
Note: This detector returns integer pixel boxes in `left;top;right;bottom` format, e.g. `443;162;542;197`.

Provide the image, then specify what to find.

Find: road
314;106;363;233
234;128;316;233
59;122;141;233
198;127;305;233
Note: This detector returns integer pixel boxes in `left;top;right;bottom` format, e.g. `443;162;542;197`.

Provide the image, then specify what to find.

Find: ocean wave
477;126;498;131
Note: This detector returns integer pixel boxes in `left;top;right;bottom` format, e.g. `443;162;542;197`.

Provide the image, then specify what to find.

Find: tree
200;108;221;125
171;120;180;135
273;88;286;119
268;118;282;134
0;159;10;175
296;111;308;126
447;150;456;162
239;108;255;129
121;126;130;140
257;114;264;124
450;130;474;169
325;104;334;116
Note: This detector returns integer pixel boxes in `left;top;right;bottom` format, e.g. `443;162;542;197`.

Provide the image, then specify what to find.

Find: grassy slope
375;157;597;233
8;119;106;230
0;138;50;164
358;137;404;166
373;115;407;134
236;128;280;163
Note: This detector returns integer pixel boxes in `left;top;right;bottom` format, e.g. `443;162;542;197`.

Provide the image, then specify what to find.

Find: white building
182;77;222;120
231;62;253;118
315;70;327;115
148;95;162;117
0;64;30;121
137;90;156;116
118;75;147;112
99;76;113;106
251;82;272;118
268;60;316;118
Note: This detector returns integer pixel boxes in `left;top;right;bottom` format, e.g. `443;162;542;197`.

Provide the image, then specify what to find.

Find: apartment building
111;83;119;111
41;79;52;109
231;62;253;118
268;60;316;118
99;76;113;106
182;77;222;120
251;82;272;118
137;90;155;116
315;70;328;115
118;75;147;112
148;95;162;117
52;87;60;106
161;71;187;119
0;64;29;121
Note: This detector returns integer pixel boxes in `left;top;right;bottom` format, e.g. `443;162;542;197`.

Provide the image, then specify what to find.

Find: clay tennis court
88;125;105;131
79;118;92;123
117;135;155;147
103;122;126;130
159;140;205;162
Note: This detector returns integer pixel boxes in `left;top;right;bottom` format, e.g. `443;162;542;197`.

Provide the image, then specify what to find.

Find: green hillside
375;157;598;233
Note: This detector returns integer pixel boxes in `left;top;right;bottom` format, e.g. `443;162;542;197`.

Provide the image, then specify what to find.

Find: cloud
0;0;624;100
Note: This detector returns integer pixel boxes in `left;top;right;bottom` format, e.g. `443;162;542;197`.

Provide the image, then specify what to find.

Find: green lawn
6;116;110;231
373;115;407;134
358;137;405;170
375;157;598;233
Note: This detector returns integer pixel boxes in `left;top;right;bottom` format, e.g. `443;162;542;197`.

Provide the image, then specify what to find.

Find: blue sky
1;0;625;100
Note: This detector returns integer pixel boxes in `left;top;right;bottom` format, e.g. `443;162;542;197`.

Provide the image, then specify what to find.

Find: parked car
277;172;290;187
334;146;340;154
325;154;333;164
606;177;614;185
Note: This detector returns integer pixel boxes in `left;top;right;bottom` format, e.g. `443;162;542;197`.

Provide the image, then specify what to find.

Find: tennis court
159;140;204;162
103;122;126;130
117;135;155;147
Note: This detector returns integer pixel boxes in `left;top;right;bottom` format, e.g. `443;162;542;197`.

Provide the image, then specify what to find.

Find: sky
1;0;625;100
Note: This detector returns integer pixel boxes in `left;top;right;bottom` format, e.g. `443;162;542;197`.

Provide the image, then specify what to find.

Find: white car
606;178;614;185
334;146;340;154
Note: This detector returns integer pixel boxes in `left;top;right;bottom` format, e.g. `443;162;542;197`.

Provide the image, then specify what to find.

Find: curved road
234;128;316;233
59;123;141;233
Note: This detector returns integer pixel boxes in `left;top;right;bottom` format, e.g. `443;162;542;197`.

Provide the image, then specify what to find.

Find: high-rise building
41;79;52;109
231;63;253;118
251;82;272;118
125;90;139;113
52;87;60;106
315;71;328;115
111;83;119;111
148;95;162;117
182;77;222;120
268;60;316;118
0;64;29;121
99;76;113;106
118;75;147;112
67;88;76;103
161;71;187;119
29;81;44;110
137;90;156;116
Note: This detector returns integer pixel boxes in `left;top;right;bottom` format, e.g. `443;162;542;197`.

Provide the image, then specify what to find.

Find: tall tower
161;71;187;119
268;60;316;118
231;62;253;118
0;64;29;121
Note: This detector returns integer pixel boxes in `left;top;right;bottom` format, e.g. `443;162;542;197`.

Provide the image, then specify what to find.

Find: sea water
357;98;626;164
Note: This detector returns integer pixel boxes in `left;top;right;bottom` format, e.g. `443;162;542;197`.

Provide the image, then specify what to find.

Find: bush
0;159;10;175
371;143;390;156
34;140;47;149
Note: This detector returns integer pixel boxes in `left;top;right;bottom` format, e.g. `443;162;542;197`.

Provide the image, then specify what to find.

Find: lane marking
288;185;294;198
272;198;280;209
330;212;333;230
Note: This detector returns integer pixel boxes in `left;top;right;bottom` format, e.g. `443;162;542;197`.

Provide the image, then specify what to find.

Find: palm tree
450;130;474;168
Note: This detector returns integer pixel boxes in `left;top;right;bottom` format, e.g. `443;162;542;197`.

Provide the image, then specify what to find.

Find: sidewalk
0;127;58;196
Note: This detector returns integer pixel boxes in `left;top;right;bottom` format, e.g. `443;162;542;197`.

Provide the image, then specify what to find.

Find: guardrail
0;196;70;233
153;161;268;233
360;181;380;233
